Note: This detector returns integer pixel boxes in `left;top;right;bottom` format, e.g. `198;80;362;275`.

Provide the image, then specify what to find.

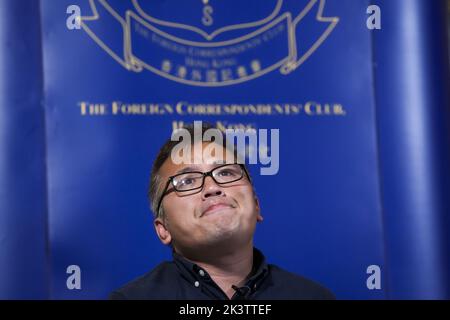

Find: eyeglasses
156;164;250;216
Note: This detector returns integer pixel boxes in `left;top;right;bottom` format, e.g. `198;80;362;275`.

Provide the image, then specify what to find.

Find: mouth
202;203;235;217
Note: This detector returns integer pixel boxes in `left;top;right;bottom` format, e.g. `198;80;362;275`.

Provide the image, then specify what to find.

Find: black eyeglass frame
155;164;250;217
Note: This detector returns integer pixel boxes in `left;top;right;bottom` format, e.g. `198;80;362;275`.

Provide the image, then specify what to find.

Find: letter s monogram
202;5;213;26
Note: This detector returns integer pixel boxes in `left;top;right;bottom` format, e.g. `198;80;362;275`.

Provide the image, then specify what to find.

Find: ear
154;218;172;245
254;195;263;222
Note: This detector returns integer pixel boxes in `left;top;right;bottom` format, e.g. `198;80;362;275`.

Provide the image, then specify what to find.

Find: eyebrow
174;161;227;175
174;166;201;175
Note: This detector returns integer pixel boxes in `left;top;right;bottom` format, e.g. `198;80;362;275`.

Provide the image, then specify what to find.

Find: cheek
163;194;199;225
233;188;257;213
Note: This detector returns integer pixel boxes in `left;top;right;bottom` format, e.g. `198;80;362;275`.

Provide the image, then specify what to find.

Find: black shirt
110;248;334;300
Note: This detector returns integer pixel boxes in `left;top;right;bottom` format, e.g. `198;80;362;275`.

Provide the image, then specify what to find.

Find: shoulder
109;261;179;300
266;264;335;300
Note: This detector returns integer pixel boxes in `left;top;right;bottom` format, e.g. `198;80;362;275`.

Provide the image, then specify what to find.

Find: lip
201;202;235;217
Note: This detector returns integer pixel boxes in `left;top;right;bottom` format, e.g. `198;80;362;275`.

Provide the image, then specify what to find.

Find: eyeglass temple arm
156;178;172;217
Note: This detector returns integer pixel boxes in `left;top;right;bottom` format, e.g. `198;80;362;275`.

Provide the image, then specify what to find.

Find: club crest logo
80;0;339;86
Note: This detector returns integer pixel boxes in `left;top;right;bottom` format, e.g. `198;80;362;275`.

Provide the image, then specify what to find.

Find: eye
218;170;233;176
216;167;239;177
173;173;203;189
179;177;194;186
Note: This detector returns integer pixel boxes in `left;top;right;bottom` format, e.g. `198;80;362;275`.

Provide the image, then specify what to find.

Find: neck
183;241;254;299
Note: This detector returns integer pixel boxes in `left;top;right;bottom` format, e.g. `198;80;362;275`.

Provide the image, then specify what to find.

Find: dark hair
148;123;252;219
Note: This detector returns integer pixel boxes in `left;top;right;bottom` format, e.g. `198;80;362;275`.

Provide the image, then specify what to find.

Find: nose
202;175;223;199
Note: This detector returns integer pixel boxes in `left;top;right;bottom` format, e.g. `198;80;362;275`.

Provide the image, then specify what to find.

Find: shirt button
199;270;205;277
194;281;200;287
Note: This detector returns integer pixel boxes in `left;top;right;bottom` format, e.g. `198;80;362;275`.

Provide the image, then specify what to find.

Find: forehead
159;142;236;178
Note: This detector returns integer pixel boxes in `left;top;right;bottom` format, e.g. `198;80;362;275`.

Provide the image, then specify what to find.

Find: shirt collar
173;247;269;288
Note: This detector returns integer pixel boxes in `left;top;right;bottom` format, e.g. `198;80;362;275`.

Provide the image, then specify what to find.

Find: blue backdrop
0;0;449;299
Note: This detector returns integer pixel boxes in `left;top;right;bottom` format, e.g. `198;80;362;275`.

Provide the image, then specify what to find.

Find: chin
204;222;245;246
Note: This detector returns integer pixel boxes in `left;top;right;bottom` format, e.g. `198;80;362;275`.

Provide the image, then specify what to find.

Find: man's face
154;143;262;255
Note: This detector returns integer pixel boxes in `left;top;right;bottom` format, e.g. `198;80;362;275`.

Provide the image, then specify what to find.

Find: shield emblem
80;0;339;86
132;0;283;40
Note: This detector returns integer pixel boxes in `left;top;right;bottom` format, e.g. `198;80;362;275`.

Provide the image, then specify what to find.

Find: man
110;123;334;300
